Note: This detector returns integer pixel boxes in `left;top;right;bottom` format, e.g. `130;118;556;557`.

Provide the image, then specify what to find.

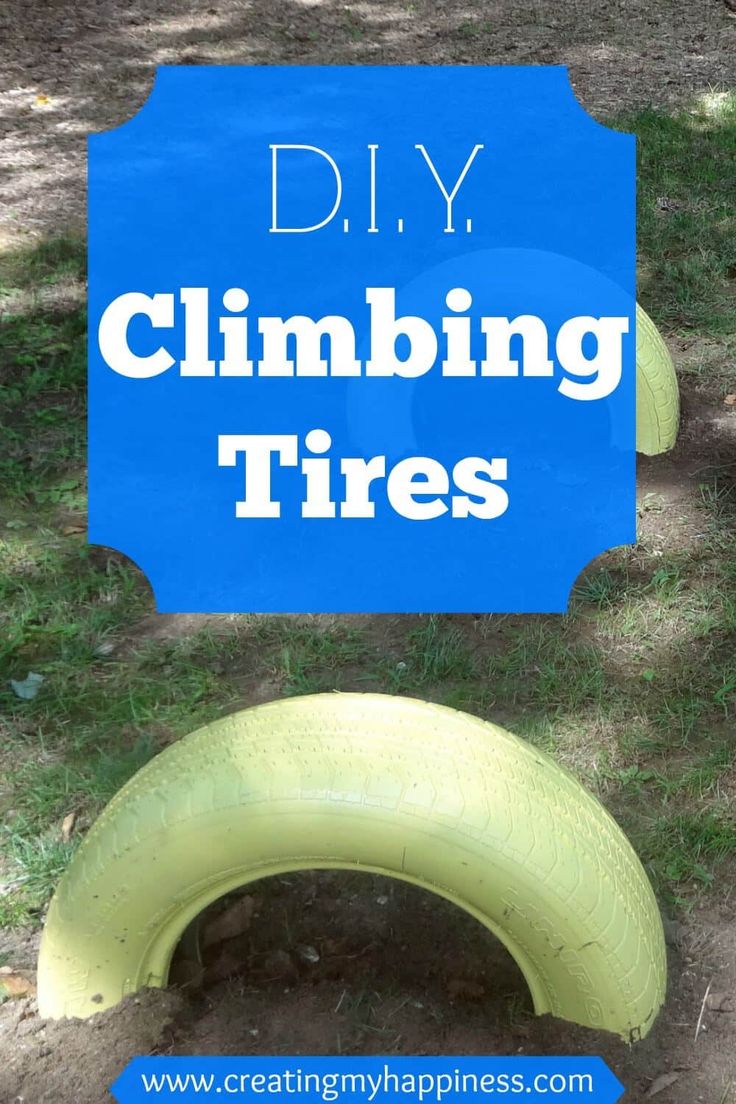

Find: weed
574;567;624;608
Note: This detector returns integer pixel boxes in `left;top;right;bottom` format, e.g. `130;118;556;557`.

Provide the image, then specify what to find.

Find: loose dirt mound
3;873;736;1104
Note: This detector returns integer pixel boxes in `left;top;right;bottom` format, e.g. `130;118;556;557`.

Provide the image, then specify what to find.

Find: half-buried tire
37;694;666;1039
636;303;679;455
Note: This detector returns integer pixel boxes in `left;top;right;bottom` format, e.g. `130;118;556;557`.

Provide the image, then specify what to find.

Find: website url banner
111;1057;624;1104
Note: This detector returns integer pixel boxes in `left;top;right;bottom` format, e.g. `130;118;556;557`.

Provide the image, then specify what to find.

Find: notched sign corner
87;65;170;145
86;535;163;611
552;65;637;142
562;532;638;615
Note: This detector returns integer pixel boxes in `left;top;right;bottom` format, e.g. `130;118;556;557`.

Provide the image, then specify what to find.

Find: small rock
262;950;298;980
296;943;320;965
706;991;734;1013
202;895;256;948
645;1072;680;1099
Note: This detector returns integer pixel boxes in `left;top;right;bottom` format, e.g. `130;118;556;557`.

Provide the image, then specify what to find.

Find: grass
1;94;736;926
384;616;478;689
630;93;736;336
250;619;375;696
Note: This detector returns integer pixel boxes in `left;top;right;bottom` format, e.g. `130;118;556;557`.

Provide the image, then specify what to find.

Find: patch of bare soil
0;1;734;249
2;873;736;1104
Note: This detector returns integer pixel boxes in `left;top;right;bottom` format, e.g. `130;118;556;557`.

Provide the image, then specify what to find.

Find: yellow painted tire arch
38;694;666;1039
636;303;679;455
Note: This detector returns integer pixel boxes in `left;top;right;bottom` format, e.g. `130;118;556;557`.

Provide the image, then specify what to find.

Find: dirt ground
1;2;736;1103
3;874;736;1104
0;0;735;248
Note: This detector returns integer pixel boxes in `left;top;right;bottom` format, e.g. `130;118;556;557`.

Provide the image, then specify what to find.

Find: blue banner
88;66;635;613
111;1056;624;1104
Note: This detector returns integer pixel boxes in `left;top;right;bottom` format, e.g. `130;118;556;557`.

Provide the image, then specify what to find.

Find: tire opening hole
169;871;533;1052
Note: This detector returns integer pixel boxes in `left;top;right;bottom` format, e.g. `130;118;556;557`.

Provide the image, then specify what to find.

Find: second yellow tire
636;303;679;455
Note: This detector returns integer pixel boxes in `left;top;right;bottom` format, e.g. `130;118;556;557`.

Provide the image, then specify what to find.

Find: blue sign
88;66;635;613
111;1056;625;1104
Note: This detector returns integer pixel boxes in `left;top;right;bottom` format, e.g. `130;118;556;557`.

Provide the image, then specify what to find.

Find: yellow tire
37;694;666;1039
636;303;679;455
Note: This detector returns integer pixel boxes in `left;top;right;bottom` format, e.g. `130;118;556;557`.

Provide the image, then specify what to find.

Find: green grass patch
643;809;736;894
630;93;736;337
251;618;376;695
0;237;86;508
385;616;478;691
